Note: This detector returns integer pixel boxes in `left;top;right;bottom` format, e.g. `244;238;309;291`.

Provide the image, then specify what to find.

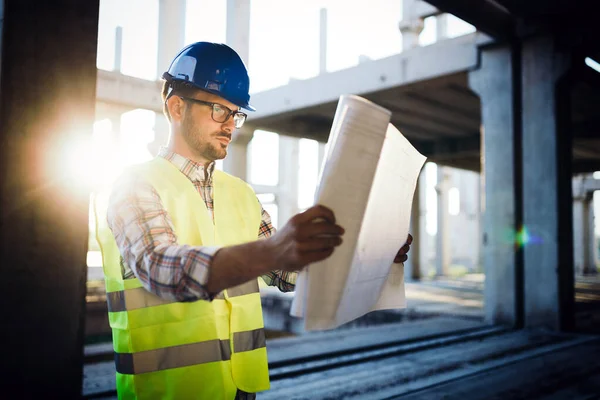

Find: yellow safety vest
94;157;270;399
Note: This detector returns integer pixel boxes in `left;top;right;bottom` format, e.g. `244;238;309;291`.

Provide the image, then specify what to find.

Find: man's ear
167;96;185;122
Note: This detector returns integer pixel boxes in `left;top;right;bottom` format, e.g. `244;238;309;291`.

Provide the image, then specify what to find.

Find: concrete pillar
226;0;251;66
157;0;186;78
148;112;170;157
114;26;123;72
399;0;424;51
277;136;300;226
469;43;521;327
521;35;574;330
435;167;451;276
109;113;122;158
223;128;253;181
476;171;483;272
573;193;586;275
435;13;449;41
574;176;600;275
584;195;597;274
319;8;328;74
0;1;99;395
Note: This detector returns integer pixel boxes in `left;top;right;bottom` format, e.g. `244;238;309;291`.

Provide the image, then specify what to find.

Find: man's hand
266;205;345;272
394;233;413;263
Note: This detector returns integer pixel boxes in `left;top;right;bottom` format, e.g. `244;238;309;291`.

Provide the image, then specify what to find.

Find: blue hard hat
162;42;255;111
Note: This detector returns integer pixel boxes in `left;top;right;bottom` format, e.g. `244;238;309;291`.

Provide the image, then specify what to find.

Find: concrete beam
573;160;600;174
245;119;331;143
249;33;484;120
573;117;600;138
411;0;440;19
0;1;99;395
424;0;516;41
574;175;600;195
414;134;480;158
95;101;141;121
96;69;163;113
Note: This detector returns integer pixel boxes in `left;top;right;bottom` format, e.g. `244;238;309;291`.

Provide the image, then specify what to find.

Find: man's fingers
394;254;408;263
406;233;413;245
296;204;336;224
397;243;410;255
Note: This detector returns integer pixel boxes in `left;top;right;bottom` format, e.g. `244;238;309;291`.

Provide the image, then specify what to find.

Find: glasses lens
233;113;246;128
211;104;228;123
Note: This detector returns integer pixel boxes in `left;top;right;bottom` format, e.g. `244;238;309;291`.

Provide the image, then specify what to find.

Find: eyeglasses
179;96;247;128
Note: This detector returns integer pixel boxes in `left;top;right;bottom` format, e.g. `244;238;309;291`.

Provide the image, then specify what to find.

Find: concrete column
435;13;449;41
584;195;597;274
157;0;186;78
435;167;451;276
109;113;122;156
399;0;424;51
226;0;251;66
0;1;99;395
476;171;483;272
573;196;585;274
148;112;170;157
114;26;123;72
223;128;253;181
521;35;574;330
469;43;521;327
277;136;300;226
573;176;590;275
319;8;328;74
435;166;452;276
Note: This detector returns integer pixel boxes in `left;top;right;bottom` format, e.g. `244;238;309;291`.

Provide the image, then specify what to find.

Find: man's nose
222;117;235;133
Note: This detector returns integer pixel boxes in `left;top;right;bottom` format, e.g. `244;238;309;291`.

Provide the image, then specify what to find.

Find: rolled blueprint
290;94;427;330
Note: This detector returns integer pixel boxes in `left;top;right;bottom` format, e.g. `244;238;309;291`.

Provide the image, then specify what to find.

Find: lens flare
515;226;543;248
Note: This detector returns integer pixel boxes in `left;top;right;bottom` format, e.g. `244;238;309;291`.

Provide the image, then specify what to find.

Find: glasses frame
179;96;247;128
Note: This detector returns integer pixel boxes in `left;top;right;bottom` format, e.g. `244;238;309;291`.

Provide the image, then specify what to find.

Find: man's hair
161;80;198;121
161;80;171;120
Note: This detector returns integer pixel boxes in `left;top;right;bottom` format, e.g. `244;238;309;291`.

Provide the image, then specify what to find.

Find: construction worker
95;41;412;400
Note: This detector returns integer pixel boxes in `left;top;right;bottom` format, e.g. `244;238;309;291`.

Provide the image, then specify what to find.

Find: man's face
180;90;239;162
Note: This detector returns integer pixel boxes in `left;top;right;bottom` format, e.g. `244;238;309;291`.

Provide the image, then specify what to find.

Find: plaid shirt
106;148;296;302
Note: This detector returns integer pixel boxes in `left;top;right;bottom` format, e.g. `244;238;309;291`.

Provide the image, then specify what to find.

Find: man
96;42;412;400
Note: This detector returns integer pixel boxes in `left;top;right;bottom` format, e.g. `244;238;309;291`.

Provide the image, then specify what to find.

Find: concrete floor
82;273;600;399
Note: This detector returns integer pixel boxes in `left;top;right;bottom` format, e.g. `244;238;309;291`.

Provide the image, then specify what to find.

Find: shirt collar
158;147;215;183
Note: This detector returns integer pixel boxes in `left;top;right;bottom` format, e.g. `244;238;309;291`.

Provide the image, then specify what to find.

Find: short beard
181;109;227;161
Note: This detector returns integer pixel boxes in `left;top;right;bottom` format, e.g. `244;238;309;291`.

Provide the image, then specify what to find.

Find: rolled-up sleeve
106;171;219;302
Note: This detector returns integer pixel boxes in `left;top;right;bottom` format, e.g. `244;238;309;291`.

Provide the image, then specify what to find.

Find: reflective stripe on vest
114;329;266;375
106;279;259;312
115;339;232;374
